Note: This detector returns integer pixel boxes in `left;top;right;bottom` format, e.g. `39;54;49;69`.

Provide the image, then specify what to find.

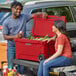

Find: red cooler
14;15;66;62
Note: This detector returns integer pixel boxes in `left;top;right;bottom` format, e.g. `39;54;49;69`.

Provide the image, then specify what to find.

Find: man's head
11;1;23;18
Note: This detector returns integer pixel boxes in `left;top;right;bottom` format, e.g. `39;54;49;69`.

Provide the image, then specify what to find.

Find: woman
37;20;72;76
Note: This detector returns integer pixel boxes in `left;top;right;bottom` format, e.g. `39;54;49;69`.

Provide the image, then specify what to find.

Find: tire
38;54;45;61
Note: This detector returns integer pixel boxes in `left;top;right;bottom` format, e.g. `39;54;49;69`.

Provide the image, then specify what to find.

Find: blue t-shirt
2;14;31;45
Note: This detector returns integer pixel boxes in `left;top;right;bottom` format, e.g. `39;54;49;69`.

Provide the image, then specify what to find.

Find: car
0;0;76;73
0;7;11;39
0;0;76;51
21;0;76;39
1;0;76;56
0;8;11;30
23;0;76;48
22;0;76;65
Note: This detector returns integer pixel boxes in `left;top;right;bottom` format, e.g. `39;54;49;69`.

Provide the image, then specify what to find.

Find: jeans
37;56;71;76
7;43;25;74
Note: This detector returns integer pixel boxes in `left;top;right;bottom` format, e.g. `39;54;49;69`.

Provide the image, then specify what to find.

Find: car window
26;8;42;37
73;6;76;11
31;8;42;13
45;6;73;22
72;6;76;21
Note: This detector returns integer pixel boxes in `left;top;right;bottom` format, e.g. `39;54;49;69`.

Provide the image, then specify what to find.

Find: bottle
3;69;7;76
18;31;23;38
12;66;17;76
27;33;32;39
7;66;13;76
3;66;8;76
8;71;14;76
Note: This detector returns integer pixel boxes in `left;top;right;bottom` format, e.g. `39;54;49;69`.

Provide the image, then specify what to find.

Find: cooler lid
32;15;66;37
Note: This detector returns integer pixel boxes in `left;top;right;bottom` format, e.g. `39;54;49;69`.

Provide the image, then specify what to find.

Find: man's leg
7;43;25;75
7;43;15;69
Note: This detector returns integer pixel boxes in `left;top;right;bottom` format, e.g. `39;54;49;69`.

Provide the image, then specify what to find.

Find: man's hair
11;1;23;10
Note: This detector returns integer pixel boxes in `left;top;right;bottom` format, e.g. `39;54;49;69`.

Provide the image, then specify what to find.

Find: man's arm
31;12;48;18
3;34;18;40
3;31;23;40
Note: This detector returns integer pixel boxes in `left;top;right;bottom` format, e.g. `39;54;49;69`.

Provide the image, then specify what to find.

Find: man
2;1;48;76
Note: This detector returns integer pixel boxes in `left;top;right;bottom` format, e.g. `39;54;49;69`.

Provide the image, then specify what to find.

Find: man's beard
14;13;20;18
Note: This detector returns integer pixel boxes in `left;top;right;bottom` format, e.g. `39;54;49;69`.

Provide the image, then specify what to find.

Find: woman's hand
43;59;50;65
47;35;56;43
42;12;48;18
47;38;53;43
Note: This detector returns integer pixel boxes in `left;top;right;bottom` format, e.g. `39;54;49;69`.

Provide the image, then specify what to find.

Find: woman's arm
43;44;64;64
42;35;56;42
48;45;63;60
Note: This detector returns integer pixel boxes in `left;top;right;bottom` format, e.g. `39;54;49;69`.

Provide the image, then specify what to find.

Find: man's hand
3;31;23;40
15;31;23;38
31;12;48;18
18;31;23;38
42;12;48;18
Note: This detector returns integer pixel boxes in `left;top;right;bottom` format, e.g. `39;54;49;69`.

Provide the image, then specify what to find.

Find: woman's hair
11;1;23;10
54;20;70;40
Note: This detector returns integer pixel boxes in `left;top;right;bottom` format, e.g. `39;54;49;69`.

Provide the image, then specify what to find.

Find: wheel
38;54;45;61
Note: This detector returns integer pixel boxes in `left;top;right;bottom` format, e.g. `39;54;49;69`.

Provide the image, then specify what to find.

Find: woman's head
52;20;69;40
53;20;66;33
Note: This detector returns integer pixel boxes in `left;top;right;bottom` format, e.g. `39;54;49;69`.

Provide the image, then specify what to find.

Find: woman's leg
37;60;45;76
43;56;71;76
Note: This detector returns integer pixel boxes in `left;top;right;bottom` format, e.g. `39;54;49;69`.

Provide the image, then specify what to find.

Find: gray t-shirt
2;14;31;45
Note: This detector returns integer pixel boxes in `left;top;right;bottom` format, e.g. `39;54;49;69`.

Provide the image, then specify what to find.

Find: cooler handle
25;43;31;45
